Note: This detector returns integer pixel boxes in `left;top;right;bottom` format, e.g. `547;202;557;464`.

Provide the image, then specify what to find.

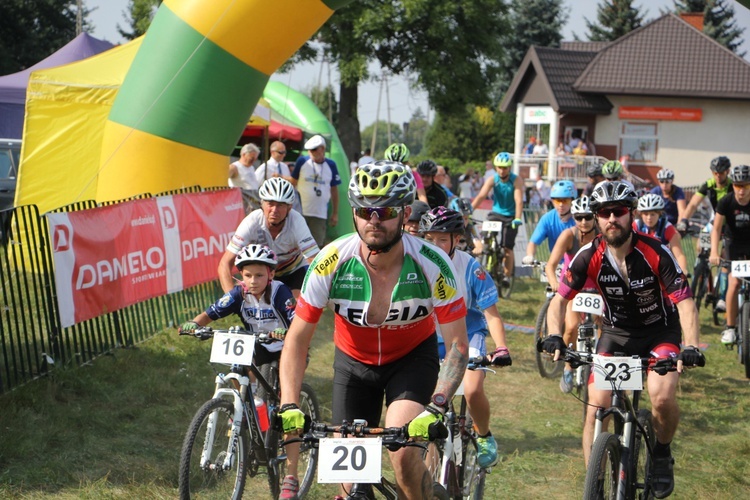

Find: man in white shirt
229;143;261;213
255;141;292;185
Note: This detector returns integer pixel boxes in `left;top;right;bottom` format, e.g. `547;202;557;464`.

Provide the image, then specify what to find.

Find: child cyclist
420;206;512;468
634;193;689;273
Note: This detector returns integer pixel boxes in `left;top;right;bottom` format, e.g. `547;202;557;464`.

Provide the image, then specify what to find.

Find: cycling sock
477;430;492;438
653;440;671;458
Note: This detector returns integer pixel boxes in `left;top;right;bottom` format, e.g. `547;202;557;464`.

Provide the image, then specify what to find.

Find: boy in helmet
522;180;577;265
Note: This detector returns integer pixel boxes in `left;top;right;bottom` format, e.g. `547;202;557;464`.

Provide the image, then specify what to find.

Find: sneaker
560;369;574;394
278;475;299;500
651;455;675;498
721;328;736;345
476;434;499;468
716;299;727;312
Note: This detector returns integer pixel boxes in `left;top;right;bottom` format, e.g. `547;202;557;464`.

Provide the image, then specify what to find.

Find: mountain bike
569;292;601;427
178;326;320;499
424;356;497;500
479;217;513;299
527;261;564;379
726;260;750;378
291;420;450;499
690;227;723;325
563;350;678;500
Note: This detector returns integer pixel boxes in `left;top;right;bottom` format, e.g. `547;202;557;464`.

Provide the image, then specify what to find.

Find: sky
86;0;750;128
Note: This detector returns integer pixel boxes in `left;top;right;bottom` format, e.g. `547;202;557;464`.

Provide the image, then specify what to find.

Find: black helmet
407;200;431;222
416;159;438;177
587;163;603;178
589;181;638;212
710;156;731;173
419;207;465;234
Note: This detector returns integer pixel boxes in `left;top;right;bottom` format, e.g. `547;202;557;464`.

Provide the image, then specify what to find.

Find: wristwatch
431;393;448;411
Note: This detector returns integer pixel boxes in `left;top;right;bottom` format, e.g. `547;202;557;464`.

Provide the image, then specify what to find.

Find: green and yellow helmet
348;160;417;208
384;143;410;163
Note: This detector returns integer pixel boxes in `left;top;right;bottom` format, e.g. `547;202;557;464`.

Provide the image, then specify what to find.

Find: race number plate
209;332;256;366
731;260;750;277
699;233;711;250
572;293;604;316
481;220;503;232
318;438;382;483
592;355;643;391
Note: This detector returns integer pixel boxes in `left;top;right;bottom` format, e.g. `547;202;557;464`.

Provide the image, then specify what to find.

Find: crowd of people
180;141;744;499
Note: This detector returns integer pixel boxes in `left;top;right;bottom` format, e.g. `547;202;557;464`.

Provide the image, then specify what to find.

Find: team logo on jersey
285;297;297;310
419;245;456;281
219;293;233;307
605;286;623;295
434;274;457;300
313;246;339;276
474;268;487;281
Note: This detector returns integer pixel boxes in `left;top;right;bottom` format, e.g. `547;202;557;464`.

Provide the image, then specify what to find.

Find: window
620;122;658;163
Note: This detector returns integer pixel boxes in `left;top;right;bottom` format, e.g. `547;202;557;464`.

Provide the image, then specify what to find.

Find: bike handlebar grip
428;421;449;441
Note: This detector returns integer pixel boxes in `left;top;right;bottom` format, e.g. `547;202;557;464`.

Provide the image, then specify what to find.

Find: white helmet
637;193;666;212
656;168;675;181
235;244;278;269
259;177;296;204
571;196;592;215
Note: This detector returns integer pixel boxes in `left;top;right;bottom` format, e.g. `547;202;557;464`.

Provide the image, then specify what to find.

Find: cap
304;135;326;150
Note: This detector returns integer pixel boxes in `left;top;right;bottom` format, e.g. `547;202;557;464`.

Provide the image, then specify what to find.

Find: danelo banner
48;189;243;327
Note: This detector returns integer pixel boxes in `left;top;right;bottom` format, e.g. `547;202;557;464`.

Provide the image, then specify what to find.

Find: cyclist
384;142;428;203
472;152;524;283
583;163;605;196
595;160;634;191
417;159;452;209
277;161;470;500
420;206;512;468
710;164;750;346
650;168;686;225
522;179;577;266
402;199;431;237
542;181;705;499
544;196;600;393
634;193;689;273
218;178;319;297
449;197;481;254
679;156;733;311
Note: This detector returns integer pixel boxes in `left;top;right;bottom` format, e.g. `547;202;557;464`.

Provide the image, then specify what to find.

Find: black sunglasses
574;214;594;222
596;206;630;218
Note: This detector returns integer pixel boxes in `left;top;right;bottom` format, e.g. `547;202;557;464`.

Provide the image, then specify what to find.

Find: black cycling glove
678;346;706;367
539;335;566;355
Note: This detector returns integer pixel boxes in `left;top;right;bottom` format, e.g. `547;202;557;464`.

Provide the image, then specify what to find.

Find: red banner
48;190;243;327
618;106;702;121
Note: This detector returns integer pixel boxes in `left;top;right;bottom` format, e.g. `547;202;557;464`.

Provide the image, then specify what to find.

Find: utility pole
76;0;83;35
370;75;384;155
385;72;392;145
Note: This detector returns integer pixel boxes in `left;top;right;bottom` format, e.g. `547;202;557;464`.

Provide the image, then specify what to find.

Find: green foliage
674;0;747;55
403;107;429;157
425;105;515;162
361;121;404;158
0;0;84;74
585;0;647;42
309;84;339;130
117;0;162;40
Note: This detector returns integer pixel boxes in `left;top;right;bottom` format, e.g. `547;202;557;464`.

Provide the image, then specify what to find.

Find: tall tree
585;0;647;41
426;105;514;162
403;108;429;157
309;84;340;130
0;0;83;74
118;0;162;40
674;0;746;55
361;121;404;157
498;0;567;97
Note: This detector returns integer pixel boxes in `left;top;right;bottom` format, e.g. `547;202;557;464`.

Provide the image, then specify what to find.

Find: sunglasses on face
596;206;630;218
574;214;594;222
552;198;573;205
354;207;403;221
273;150;287;154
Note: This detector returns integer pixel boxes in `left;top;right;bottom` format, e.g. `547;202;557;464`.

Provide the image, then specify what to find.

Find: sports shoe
651;455;675;498
560;369;574;394
721;328;736;345
476;434;499;468
278;475;299;500
715;299;727;312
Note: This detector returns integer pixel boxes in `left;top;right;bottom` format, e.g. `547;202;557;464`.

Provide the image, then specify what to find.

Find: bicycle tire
496;247;513;299
690;263;706;309
583;432;621;500
632;409;655;500
256;361;276;404
577;364;591;428
266;382;321;498
432;482;451;500
534;296;564;379
178;398;249;500
459;432;485;500
741;302;750;377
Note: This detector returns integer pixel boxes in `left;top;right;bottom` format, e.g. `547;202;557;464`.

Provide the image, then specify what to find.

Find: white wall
595;96;750;187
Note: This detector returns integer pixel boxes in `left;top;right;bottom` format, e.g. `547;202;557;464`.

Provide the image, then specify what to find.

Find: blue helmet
550;180;576;199
449;197;473;216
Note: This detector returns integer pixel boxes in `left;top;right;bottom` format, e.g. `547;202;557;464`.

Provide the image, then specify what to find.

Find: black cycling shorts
727;243;750;262
597;326;680;359
332;334;440;426
486;212;518;249
277;266;308;291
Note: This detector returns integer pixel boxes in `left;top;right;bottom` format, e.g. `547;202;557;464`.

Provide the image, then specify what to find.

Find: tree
674;0;746;55
361;121;404;157
585;0;647;41
0;0;84;74
403;108;429;157
425;106;514;162
497;0;568;97
118;0;162;40
309;84;339;130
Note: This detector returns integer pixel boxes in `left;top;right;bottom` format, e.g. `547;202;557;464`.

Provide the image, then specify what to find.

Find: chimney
680;12;704;31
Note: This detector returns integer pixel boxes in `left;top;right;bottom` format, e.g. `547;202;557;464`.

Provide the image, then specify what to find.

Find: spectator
358;147;375;166
524;136;536;155
229;143;261;213
483;160;495;182
532;138;549;155
436;165;454;191
255;141;292;185
458;170;474;199
291;135;341;247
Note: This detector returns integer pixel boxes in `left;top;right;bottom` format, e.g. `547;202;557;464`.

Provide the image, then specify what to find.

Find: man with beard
541;181;705;499
277;160;470;500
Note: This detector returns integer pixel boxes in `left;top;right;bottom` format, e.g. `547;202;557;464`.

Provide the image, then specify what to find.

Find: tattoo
434;342;469;398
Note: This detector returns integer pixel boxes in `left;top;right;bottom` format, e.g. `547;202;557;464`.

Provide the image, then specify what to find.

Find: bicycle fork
593;406;637;499
202;373;252;471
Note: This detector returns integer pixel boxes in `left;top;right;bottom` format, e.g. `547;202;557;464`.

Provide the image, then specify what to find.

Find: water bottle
254;396;269;432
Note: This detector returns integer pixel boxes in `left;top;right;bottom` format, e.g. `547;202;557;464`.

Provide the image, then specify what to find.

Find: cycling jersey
696;178;733;211
425;183;451;209
206;280;296;353
650;185;685;225
633;218;677;246
559;232;691;334
227;209;320;276
296;233;467;365
716;194;750;248
491;173;518;217
530;210;576;252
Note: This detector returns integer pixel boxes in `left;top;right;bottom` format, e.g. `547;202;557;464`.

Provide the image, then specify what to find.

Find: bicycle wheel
534;296;564;379
179;398;249;500
632;409;655;500
576;364;591;427
741;302;750;377
459;432;485;500
690;264;706;309
583;432;621;500
266;382;321;498
497;249;513;299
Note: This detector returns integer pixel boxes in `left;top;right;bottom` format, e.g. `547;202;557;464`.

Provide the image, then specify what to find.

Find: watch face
432;393;447;407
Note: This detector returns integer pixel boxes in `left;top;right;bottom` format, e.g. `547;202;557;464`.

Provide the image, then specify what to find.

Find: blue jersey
530;210;575;251
491;173;517;217
650;185;685;225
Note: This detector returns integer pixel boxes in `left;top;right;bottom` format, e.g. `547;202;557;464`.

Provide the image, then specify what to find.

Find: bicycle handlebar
562;349;678;376
179;326;282;344
287;420;427;452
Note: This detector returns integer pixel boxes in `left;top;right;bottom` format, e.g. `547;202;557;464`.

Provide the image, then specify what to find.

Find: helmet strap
354;212;406;270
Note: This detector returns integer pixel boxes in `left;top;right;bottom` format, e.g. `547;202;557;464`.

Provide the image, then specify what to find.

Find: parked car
0;139;21;211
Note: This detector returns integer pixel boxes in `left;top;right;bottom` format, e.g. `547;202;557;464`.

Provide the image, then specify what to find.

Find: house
500;13;750;187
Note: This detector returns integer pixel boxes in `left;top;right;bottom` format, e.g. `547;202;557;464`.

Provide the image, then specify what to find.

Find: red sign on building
618;106;702;121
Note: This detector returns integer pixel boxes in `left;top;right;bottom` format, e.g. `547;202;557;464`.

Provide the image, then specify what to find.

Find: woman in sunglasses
545;196;600;393
634;193;688;273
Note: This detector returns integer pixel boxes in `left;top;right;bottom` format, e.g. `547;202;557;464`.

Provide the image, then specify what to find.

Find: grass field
0;277;748;499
